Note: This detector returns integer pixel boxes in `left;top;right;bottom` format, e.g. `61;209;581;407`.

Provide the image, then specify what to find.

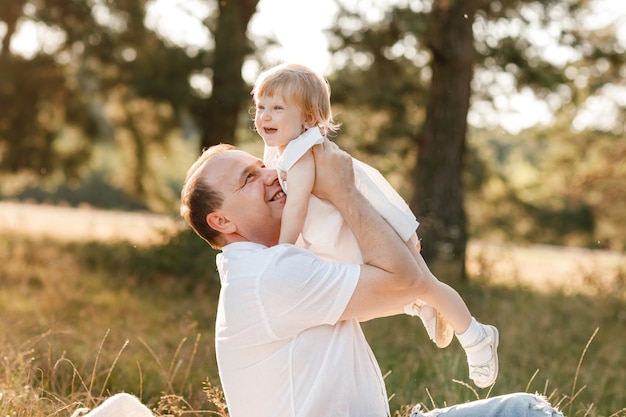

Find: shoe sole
435;312;454;348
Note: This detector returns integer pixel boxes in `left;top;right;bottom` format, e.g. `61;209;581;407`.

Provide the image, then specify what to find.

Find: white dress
264;127;419;263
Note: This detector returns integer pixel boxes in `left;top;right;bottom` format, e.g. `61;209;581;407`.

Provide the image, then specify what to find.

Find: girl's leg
406;240;472;334
405;240;499;388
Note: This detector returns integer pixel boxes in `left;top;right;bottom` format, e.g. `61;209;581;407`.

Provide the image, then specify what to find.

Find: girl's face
255;93;311;152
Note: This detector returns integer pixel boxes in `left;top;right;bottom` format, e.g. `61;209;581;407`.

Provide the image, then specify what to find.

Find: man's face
205;150;286;247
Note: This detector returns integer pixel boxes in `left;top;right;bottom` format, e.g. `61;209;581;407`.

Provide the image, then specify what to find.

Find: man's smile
270;190;286;202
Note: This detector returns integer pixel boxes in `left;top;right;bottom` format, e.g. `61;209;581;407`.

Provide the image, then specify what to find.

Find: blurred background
1;1;626;415
1;0;625;270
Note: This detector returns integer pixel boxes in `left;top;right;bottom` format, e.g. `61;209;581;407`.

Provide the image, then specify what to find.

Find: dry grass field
1;201;625;416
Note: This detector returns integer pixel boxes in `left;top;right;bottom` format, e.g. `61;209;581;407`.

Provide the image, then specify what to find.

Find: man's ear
206;212;235;234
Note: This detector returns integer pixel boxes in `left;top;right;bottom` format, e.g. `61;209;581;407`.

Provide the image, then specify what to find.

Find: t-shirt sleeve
259;245;359;339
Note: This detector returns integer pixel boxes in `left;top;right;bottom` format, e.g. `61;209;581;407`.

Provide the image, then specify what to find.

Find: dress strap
276;127;325;173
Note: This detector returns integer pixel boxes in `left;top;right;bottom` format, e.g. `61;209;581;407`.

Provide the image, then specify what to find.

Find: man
180;140;564;417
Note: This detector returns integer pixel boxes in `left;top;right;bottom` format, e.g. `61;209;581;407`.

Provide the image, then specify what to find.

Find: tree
327;0;626;282
0;2;97;179
196;0;259;150
0;0;260;207
411;0;475;281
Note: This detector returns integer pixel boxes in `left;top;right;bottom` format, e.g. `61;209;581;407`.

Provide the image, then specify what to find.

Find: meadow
0;208;625;417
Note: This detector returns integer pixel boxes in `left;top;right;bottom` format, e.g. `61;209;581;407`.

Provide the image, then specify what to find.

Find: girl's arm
279;149;315;244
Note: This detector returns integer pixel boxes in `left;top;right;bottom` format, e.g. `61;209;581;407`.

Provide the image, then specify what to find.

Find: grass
1;231;625;417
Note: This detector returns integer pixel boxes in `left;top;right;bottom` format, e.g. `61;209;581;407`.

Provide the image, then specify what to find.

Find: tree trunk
410;0;476;284
198;0;259;149
0;1;26;55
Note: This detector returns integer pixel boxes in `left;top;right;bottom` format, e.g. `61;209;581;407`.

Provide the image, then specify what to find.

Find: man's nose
262;167;278;184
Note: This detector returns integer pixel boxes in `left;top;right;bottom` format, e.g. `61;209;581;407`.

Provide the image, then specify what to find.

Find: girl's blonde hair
251;63;340;137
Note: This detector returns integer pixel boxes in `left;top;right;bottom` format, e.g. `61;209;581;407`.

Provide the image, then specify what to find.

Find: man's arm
311;140;425;322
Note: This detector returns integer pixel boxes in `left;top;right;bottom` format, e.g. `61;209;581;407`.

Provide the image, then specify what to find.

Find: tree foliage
326;0;626;278
0;0;258;202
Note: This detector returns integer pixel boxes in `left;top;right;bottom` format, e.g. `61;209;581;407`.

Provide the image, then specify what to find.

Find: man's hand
311;138;424;322
311;139;355;202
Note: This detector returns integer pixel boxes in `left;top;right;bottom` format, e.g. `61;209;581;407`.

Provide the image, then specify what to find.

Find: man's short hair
180;143;236;249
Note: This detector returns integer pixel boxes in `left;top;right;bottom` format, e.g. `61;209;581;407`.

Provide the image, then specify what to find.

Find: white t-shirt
264;127;419;263
215;242;390;417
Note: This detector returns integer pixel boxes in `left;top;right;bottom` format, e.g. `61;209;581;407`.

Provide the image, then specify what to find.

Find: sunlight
9;19;65;58
144;0;213;51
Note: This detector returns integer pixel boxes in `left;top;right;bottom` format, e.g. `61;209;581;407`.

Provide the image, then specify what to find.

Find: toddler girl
252;63;499;388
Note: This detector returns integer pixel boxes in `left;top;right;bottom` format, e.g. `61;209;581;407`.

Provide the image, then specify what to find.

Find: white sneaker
407;301;454;348
466;325;499;388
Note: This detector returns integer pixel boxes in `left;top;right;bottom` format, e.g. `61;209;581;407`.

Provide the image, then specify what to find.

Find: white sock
456;318;492;365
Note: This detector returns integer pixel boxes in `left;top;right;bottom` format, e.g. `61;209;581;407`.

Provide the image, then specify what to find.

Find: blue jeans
410;393;564;417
